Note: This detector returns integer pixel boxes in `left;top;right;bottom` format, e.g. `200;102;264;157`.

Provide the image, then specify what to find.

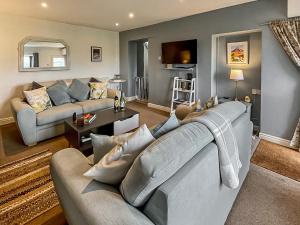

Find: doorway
128;39;149;102
211;29;262;132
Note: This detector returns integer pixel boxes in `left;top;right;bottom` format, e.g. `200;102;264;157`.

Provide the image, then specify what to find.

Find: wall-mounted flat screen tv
161;39;197;64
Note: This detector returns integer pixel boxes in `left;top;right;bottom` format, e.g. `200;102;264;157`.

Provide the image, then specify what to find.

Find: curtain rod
260;16;300;26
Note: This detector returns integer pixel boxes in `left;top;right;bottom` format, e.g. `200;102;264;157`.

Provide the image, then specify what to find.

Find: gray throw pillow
47;80;72;106
84;124;155;185
120;123;214;207
68;79;90;101
151;113;180;138
91;132;132;164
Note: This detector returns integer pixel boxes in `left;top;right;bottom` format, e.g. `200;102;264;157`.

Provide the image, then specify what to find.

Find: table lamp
230;69;244;101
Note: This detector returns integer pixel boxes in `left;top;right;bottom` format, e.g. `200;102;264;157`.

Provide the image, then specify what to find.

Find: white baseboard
126;96;137;102
259;132;291;148
0;117;14;126
147;103;171;113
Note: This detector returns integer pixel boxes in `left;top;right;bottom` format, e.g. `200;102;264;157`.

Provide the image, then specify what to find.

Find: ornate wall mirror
19;37;70;72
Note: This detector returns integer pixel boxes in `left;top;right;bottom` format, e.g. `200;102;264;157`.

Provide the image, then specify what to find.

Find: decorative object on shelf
91;46;102;62
227;41;249;65
205;97;214;109
213;96;219;106
244;96;251;103
229;69;244;101
195;99;202;112
120;91;126;111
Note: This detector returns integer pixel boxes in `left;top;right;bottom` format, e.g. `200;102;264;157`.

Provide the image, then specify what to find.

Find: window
52;57;66;67
23;55;32;68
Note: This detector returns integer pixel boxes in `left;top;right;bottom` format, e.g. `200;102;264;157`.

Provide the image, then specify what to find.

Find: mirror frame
18;36;70;72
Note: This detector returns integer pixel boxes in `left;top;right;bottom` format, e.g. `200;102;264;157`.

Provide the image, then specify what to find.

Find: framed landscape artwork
227;41;249;64
91;46;102;62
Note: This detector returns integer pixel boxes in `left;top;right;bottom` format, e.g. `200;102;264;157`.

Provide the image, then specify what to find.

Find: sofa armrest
51;148;154;225
10;98;37;146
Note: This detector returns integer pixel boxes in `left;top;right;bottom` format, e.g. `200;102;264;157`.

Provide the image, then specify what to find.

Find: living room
0;0;299;225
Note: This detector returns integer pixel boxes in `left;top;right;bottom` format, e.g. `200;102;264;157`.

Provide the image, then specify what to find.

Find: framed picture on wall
91;46;102;62
227;41;249;64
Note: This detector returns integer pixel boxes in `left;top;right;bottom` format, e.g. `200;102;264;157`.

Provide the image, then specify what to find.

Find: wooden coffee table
64;108;139;155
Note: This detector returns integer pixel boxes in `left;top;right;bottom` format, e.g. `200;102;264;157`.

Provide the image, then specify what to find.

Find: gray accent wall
216;32;262;127
120;0;300;140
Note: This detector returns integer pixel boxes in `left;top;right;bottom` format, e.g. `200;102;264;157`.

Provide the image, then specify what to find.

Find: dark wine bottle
114;95;119;112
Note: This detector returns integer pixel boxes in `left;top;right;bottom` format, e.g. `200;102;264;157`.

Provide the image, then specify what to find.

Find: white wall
288;0;300;17
0;13;119;119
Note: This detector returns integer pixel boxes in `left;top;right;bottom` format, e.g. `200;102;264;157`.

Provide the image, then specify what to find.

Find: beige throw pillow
24;87;52;113
89;81;108;100
84;124;155;185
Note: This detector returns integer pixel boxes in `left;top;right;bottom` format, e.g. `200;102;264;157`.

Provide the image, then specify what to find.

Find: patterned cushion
23;87;52;113
89;82;108;100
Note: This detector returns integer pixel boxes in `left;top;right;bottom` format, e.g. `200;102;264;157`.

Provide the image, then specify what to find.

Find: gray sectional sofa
50;102;253;225
10;78;115;146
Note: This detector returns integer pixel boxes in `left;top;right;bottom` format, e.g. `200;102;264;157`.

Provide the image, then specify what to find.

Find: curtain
270;18;300;67
270;18;300;151
33;52;39;67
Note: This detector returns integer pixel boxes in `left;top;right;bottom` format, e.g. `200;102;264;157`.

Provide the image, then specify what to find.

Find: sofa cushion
68;79;90;101
47;80;72;106
75;98;114;113
84;124;155;185
89;81;108;100
151;113;180;139
24;87;52;113
91;132;132;164
37;103;83;126
120;122;214;207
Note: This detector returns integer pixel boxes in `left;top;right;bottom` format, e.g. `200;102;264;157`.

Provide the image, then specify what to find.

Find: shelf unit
171;77;196;113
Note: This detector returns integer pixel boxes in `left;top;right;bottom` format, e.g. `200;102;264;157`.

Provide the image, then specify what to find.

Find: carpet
226;164;300;225
0;150;59;225
251;139;300;182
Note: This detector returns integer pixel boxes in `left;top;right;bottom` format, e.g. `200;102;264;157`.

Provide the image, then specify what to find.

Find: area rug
251;139;300;182
226;164;300;225
0;150;59;225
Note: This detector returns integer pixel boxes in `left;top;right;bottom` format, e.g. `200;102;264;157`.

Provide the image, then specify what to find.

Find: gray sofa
10;78;115;146
50;103;253;225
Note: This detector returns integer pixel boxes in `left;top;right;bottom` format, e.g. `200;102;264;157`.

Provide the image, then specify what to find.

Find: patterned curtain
290;119;300;151
270;18;300;151
270;18;300;67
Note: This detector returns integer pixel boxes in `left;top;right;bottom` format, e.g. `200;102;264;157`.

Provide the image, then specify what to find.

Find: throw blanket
182;102;246;189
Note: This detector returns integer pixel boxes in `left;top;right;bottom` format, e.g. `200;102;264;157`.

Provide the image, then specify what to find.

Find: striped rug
0;150;59;225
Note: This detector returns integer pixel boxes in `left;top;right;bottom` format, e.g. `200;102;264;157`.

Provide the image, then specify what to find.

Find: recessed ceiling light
115;23;119;27
41;2;48;8
129;13;135;19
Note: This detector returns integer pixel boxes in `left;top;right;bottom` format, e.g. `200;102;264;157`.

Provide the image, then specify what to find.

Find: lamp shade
229;69;244;81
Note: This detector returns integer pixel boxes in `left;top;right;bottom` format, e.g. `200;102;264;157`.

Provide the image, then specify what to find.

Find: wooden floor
0;101;299;224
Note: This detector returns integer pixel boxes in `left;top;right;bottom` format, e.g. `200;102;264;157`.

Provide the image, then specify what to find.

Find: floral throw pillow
89;82;108;100
24;87;52;113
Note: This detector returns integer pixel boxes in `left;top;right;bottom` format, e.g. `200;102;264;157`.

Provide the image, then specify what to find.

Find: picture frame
227;41;249;65
91;46;102;62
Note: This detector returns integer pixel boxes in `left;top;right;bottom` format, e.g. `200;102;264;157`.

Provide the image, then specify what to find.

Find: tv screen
162;39;197;64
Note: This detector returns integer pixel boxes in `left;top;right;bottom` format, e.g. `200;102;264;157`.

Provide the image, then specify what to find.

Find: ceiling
0;0;256;32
